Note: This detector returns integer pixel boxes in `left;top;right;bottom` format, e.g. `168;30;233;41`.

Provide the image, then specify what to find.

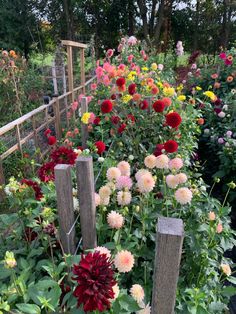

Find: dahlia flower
114;250;135;272
130;284;145;303
100;197;110;206
165;112;182;128
106;167;121;181
73;252;116;312
208;211;216;221
166;175;179;189
137;173;155;193
144;155;157;169
117;161;130;176
95;193;101;207
175;187;192;204
169;158;183;170
156;154;169;169
107;211;124;229
116;176;133;190
153;100;165;113
99;185;111;199
175;173;187;184
117;191;132;206
50;146;77;165
135;169;151;181
38;162;56;182
95;246;111;259
221;264;231;276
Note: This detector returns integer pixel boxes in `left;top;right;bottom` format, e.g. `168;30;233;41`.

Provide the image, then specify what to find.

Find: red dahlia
93;117;101;125
38;161;56;182
50;147;77;165
111;94;117;100
48;135;57;145
21;179;43;200
111;116;120;125
154;144;164;156
139;100;149;110
128;83;136;95
164;140;178;153
118;123;126;134
101;100;113;114
116;77;126;87
73;251;116;312
153;100;165;113
95;141;106;155
127;114;135;123
44;129;52;136
165;112;182;128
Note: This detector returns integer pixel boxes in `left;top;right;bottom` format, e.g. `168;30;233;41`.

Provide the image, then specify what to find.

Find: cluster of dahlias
38;146;78;182
21;179;43;200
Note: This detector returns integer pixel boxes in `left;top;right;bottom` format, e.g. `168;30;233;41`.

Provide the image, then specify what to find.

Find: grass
30;53;54;66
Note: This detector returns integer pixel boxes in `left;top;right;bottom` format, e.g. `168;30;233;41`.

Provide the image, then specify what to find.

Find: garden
0;1;236;313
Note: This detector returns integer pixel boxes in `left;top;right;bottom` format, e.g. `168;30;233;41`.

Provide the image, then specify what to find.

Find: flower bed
1;37;236;313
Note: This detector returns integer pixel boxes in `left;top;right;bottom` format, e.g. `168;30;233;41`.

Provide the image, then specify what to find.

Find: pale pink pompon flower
156;154;169;169
116;176;133;190
94;193;101;207
137;302;151;314
117;161;131;176
169;157;183;170
166;174;179;189
135;169;151;181
95;246;111;259
137;173;155;193
128;36;137;46
114;250;135;272
174;187;193;205
106;167;121;181
175;173;187;184
107;211;124;229
144;155;157;169
130;284;145;303
99;185;111;199
117;191;132;206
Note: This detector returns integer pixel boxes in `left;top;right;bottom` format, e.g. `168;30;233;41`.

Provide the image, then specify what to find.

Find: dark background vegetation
0;0;235;58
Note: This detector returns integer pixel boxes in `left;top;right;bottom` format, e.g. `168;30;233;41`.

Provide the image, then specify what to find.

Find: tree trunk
128;0;135;35
137;0;151;45
193;0;200;50
62;0;74;40
220;0;232;48
153;0;165;45
150;0;158;37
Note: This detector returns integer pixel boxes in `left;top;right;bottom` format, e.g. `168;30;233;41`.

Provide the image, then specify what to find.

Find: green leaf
222;285;236;297
16;303;41;314
227;276;236;285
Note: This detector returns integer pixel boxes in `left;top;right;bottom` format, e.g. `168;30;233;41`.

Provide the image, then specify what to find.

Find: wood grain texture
0;161;5;201
53;99;61;139
76;156;97;249
80;49;85;94
55;164;76;254
151;217;184;314
81;97;88;149
61;40;87;49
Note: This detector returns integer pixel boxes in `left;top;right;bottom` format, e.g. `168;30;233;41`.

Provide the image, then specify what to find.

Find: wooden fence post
80;48;85;94
0;160;5;201
55;164;76;254
51;60;58;96
67;45;74;103
144;96;152;113
151;217;184;314
53;98;62;140
76;156;97;250
16;125;23;157
81;97;88;149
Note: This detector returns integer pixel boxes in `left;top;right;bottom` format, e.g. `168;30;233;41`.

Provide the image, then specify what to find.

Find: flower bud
4;251;17;269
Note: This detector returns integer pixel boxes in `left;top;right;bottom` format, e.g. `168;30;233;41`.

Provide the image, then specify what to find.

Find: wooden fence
54;156;184;314
0;40;96;188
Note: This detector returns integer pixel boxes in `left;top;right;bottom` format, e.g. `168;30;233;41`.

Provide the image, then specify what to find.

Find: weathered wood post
81;97;88;149
144;96;153;113
151;217;184;314
76;156;97;250
80;48;85;94
0;160;5;201
53;98;62;140
51;60;58;96
66;45;74;103
55;164;76;254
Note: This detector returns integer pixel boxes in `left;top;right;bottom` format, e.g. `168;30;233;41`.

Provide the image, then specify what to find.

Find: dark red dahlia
165;112;182;128
43;223;56;236
21;179;43;200
95;141;106;155
38;161;56;182
128;83;136;95
48;136;57;145
164;140;178;153
73;251;116;312
154;144;164;156
118;123;126;134
24;227;38;242
116;77;125;87
77;146;84;151
111;94;117;100
101;100;113;114
127;114;135;124
111;116;120;125
44;129;52;136
50;147;77;165
153;100;165;113
139;100;149;110
94;117;101;125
